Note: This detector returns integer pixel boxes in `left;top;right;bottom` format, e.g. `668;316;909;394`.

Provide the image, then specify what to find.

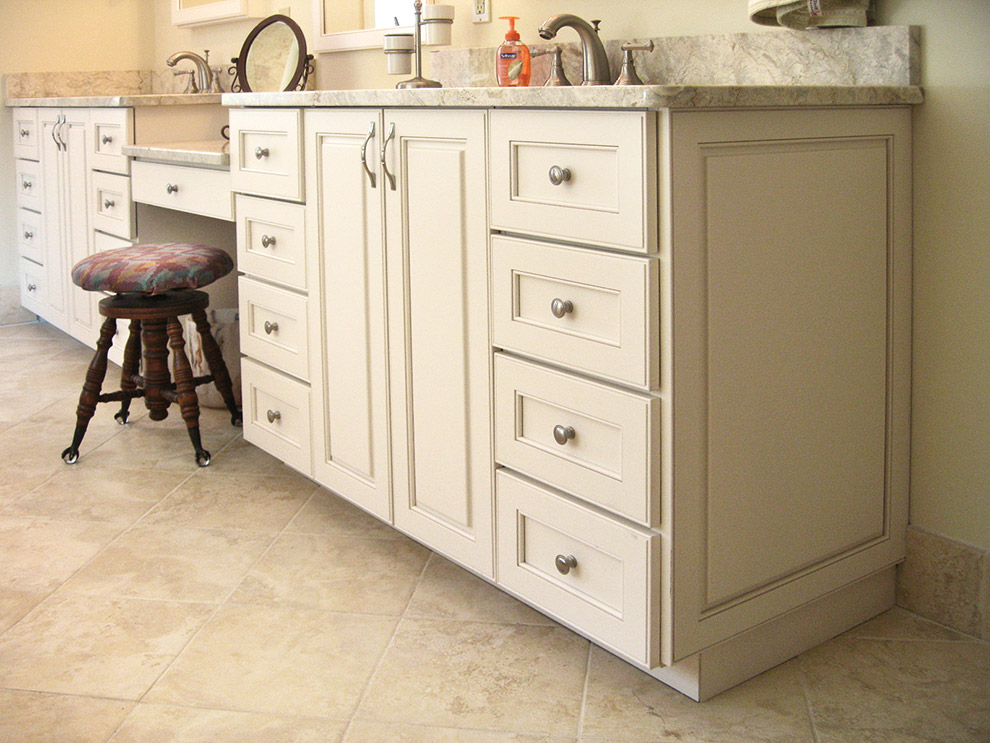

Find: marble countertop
222;85;923;110
5;93;223;107
122;139;230;169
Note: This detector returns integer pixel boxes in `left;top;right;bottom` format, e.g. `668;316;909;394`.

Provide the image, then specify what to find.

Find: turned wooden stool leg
141;317;172;421
167;316;210;466
62;316;116;464
115;319;142;425
191;308;242;426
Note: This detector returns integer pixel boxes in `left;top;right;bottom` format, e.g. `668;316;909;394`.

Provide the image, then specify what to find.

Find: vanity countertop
122;139;230;168
5;93;223;108
221;84;923;110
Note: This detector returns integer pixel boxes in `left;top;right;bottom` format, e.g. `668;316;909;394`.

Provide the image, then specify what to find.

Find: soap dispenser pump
496;16;531;87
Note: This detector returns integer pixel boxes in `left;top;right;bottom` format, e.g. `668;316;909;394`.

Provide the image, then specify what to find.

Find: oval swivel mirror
231;14;314;92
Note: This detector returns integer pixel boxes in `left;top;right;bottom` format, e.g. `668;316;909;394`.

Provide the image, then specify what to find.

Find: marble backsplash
3;70;153;100
432;25;919;89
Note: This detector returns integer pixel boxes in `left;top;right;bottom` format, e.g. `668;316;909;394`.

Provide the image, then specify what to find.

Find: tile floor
0;320;988;743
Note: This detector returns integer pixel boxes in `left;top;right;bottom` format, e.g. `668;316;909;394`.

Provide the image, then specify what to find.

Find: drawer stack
230;109;311;475
13;110;44;315
489;109;663;668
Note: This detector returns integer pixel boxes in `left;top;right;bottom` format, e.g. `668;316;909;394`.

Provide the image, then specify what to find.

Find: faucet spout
166;51;214;94
538;14;611;85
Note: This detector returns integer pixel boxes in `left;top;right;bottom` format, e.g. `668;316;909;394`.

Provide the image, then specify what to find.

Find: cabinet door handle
50;115;61;151
552;424;576;445
255;146;269;159
550;298;573;318
103;198;115;209
55;114;67;151
264;320;279;335
260;234;276;248
548;165;571;186
555;554;578;575
23;230;33;240
380;122;397;191
360;120;377;188
166;183;179;194
266;409;281;423
101;134;113;145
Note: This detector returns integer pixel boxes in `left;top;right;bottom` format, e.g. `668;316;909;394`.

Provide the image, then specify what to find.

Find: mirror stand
230;14;315;93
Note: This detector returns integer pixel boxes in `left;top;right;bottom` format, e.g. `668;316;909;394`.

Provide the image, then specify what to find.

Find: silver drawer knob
255;146;270;159
19;128;29;137
21;180;31;190
555;554;578;575
101;134;113;145
263;320;279;335
103;198;115;209
261;234;277;248
23;230;33;240
550;298;573;318
552;424;576;445
166;183;179;194
266;409;281;423
26;283;37;292
548;165;571;186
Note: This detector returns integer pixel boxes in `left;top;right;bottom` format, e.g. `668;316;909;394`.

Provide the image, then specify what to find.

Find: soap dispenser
496;16;531;87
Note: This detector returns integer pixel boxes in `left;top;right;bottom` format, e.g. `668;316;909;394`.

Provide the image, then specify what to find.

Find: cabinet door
305;109;391;521
64;110;96;346
384;109;493;577
39;110;68;332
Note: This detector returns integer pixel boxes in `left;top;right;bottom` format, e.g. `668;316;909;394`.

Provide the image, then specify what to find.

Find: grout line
576;641;593;739
796;653;821;743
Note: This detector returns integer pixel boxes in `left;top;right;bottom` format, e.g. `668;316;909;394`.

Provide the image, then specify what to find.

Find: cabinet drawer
497;470;660;667
15;159;42;212
12;109;39;161
239;276;309;381
19;258;45;315
491;234;659;390
235;194;307;290
230;108;303;202
89;108;133;175
495;354;660;527
131;160;232;221
91;171;135;239
93;230;134;254
17;209;44;264
241;358;312;476
490;109;656;253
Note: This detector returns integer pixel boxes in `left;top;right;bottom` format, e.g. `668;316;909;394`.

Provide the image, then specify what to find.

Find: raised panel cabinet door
39;110;69;332
64;111;97;347
305;109;391;522
384;109;493;577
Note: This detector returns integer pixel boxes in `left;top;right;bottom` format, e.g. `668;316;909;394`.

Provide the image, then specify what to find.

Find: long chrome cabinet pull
380;122;397;191
360;121;377;188
51;114;64;151
57;114;67;151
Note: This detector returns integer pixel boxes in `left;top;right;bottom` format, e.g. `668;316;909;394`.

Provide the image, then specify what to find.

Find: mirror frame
311;1;414;52
230;14;314;93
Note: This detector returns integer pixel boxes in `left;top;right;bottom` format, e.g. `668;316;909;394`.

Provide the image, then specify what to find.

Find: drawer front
93;230;134;253
131;160;233;221
239;276;309;381
19;258;45;315
490;109;656;253
497;470;660;667
230;108;303;202
241;358;312;476
235;194;307;291
17;209;44;264
495;354;660;527
91;171;135;239
15;159;42;212
13;109;39;161
492;234;659;390
89;108;133;175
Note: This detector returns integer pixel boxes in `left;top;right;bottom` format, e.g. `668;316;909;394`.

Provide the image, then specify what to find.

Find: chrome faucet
538;14;611;85
166;50;214;94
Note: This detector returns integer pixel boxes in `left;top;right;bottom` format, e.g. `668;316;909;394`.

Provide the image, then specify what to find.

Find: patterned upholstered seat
71;243;233;294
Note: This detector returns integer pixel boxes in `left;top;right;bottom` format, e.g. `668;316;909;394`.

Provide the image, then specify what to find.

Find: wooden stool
62;244;241;467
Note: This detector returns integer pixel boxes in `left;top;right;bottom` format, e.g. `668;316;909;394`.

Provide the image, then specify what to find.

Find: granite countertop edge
5;93;224;107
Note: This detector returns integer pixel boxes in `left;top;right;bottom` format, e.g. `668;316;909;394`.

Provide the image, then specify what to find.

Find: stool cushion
72;243;234;295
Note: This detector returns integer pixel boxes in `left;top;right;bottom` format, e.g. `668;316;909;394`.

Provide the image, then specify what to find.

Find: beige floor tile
581;648;814;743
800;636;990;743
0;688;133;743
0;588;46;634
109;703;347;743
54;422;202;472
0;465;54;510
0;412;125;475
0;515;122;592
842;605;976;642
61;524;274;603
146;604;397;718
0;593;213;699
140;471;316;532
344;721;577;742
203;436;305;476
357;618;588;736
5;466;188;525
287;488;405;540
405;555;556;626
230;532;429;614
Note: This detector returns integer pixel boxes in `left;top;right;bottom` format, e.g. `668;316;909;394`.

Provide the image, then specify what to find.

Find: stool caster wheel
114;411;129;425
61;447;79;465
195;449;212;467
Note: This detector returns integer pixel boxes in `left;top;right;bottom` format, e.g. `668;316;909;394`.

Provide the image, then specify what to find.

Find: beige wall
1;0;987;550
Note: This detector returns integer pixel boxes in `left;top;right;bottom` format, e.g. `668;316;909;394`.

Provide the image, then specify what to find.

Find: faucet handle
172;69;198;94
532;45;572;87
591;20;602;33
615;40;654;86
